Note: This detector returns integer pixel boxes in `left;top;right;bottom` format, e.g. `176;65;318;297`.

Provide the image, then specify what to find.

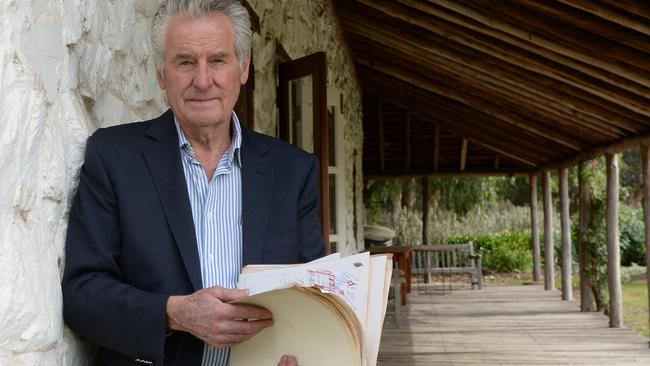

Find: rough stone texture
0;0;364;364
249;0;365;255
0;0;165;364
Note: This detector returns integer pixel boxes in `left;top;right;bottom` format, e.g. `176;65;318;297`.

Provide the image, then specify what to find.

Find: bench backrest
411;243;478;274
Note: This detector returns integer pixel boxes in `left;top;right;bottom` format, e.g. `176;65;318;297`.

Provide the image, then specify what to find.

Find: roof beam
452;0;650;71
343;18;646;134
557;0;650;36
519;0;650;53
426;0;650;90
351;0;650;117
366;170;530;179
356;55;583;151
537;132;650;172
361;71;555;161
361;74;552;162
346;31;630;141
363;80;542;167
596;0;650;21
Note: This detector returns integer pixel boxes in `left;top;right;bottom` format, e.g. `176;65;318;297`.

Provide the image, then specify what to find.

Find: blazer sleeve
62;134;169;364
296;155;327;262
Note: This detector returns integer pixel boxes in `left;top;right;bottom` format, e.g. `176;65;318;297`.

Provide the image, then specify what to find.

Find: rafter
341;14;648;134
347;0;650;117
356;56;583;151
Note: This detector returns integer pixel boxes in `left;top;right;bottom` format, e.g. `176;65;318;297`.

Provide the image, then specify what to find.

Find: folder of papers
230;252;393;366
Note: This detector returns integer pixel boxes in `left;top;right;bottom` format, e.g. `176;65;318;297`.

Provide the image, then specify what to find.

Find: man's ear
156;67;166;90
239;54;251;85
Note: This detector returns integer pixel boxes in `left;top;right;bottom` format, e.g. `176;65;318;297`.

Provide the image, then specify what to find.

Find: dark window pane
328;106;335;166
329;173;336;235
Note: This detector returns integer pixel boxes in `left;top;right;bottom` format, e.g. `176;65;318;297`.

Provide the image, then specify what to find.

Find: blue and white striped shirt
174;113;243;366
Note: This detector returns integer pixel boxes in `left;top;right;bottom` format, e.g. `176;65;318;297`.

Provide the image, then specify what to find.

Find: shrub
426;200;531;244
447;230;533;273
621;263;646;284
392;206;423;246
619;204;646;266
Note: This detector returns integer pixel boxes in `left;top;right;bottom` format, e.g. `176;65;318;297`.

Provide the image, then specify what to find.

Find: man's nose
192;62;212;90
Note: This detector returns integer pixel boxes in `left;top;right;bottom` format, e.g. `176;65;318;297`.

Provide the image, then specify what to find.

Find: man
62;1;325;365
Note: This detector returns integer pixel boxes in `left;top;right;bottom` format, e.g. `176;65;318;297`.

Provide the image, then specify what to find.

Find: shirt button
207;211;213;219
208;254;214;262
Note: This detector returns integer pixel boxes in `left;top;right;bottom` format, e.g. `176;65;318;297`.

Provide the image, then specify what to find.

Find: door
278;52;330;251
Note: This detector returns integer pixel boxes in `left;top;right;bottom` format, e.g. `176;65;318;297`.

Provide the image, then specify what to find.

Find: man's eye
178;60;194;67
211;59;224;64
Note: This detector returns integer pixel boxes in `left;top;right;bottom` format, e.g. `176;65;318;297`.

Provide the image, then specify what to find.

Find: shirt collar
173;112;243;168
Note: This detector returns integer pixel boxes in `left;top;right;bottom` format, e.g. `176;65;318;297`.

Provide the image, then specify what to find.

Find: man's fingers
206;286;250;302
226;303;273;320
210;330;260;348
202;286;273;320
222;318;273;335
278;355;298;366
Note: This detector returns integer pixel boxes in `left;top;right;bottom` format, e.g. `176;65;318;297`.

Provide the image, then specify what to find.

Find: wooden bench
411;243;483;290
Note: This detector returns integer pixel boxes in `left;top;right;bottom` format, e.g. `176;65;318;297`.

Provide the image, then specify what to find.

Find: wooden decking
379;285;650;365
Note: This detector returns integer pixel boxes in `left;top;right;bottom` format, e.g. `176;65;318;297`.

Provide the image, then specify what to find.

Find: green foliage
621;148;642;202
430;177;497;216
447;230;533;273
621;263;647;284
619;204;647;266
427;200;531;244
365;179;403;225
392;206;423;246
578;161;609;311
496;176;532;206
365;179;423;246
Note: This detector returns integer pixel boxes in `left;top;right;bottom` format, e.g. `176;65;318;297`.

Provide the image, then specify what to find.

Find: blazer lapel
140;110;203;291
241;129;275;265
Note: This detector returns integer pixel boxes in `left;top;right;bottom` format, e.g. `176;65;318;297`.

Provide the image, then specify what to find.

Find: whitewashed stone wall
0;0;165;364
249;0;365;255
0;0;363;364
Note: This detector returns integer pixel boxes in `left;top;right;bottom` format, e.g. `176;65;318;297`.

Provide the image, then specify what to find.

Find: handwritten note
237;252;370;325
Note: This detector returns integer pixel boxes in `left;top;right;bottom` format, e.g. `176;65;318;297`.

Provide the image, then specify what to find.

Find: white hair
151;0;252;72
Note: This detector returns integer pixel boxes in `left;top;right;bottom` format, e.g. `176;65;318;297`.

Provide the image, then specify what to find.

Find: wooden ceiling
331;0;650;178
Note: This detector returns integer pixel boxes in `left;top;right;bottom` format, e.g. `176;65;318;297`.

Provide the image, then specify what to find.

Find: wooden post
543;170;555;290
640;144;650;340
422;176;431;283
433;125;440;172
530;174;541;282
378;99;385;172
422;176;431;245
559;168;573;300
406;112;412;171
578;162;594;311
606;153;623;328
460;138;468;171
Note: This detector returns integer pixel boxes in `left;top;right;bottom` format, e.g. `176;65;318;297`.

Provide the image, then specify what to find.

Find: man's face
157;13;250;129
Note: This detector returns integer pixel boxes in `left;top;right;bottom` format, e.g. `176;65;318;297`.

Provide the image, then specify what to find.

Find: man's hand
278;355;298;366
166;286;273;348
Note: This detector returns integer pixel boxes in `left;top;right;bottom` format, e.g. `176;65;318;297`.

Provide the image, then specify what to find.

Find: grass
623;281;649;338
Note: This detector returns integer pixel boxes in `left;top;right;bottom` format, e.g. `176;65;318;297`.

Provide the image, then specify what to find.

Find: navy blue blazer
62;109;325;365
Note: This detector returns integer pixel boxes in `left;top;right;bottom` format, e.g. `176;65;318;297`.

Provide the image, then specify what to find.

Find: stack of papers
230;252;393;366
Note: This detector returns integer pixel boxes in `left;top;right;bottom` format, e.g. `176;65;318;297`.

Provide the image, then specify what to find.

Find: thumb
208;286;250;302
